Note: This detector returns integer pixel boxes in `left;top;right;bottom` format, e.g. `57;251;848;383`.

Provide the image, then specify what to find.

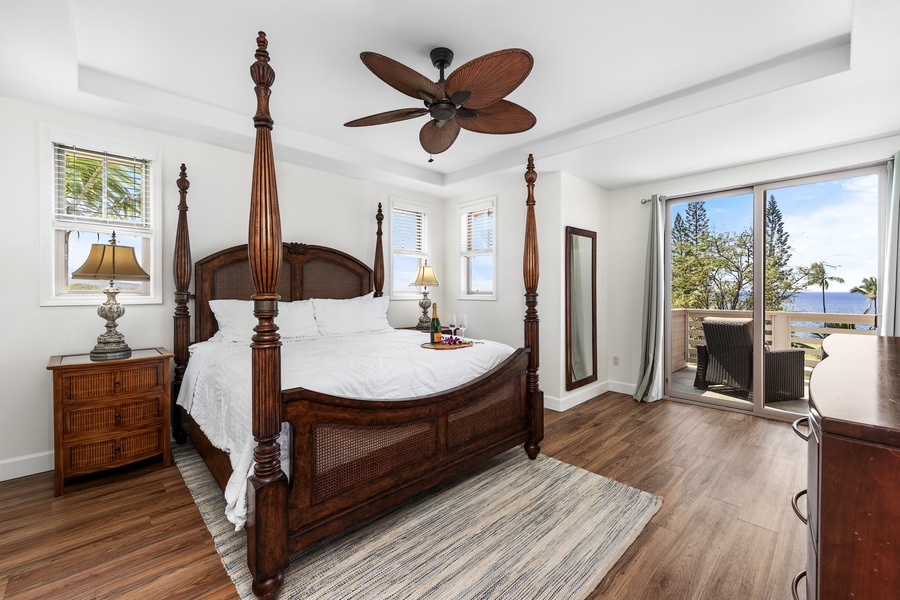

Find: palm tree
850;276;878;314
803;261;845;313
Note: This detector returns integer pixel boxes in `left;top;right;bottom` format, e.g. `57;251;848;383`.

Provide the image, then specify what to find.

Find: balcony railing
671;308;876;375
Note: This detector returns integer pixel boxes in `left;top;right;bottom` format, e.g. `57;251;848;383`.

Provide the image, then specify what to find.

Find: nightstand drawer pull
791;570;806;600
114;412;121;424
792;416;809;442
791;489;808;524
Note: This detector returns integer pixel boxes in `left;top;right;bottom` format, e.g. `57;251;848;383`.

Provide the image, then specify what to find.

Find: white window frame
40;124;162;306
458;196;497;301
390;197;431;299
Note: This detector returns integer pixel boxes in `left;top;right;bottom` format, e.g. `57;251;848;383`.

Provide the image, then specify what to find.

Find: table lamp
410;260;440;329
71;232;150;361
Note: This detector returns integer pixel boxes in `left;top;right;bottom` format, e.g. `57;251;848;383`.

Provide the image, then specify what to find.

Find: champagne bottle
430;303;442;344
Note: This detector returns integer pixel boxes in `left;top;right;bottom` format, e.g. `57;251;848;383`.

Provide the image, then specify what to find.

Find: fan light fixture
345;47;536;155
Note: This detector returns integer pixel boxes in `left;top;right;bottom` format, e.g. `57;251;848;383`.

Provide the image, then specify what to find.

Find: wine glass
447;313;457;337
457;314;468;339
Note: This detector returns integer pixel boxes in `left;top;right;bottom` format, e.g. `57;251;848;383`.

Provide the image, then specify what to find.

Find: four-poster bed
171;32;544;599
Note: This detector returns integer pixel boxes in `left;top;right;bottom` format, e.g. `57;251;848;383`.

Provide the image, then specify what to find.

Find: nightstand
47;347;173;496
400;326;452;334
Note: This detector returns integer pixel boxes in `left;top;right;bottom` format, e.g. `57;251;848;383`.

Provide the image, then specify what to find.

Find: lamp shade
71;241;150;282
410;263;440;288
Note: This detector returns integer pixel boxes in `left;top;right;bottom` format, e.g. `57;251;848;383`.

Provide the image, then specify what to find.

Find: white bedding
176;328;515;529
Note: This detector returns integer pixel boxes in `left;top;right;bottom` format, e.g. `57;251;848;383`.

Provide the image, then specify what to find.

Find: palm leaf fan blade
419;119;460;154
360;52;444;101
457;100;536;134
344;108;428;127
444;49;533;110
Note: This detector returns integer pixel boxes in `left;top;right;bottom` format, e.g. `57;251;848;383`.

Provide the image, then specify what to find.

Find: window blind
462;207;494;256
53;143;151;236
392;206;427;256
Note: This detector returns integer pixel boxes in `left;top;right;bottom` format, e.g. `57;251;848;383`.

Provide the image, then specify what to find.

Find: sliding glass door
665;165;885;418
667;189;756;412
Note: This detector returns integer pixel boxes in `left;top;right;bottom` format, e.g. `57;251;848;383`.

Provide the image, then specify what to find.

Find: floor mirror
565;226;597;390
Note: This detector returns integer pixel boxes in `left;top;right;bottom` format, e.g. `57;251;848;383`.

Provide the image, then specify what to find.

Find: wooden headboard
194;242;376;343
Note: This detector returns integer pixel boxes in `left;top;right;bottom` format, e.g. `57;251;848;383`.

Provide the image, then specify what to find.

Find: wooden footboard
280;349;530;551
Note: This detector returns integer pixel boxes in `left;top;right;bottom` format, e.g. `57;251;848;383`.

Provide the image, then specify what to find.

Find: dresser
793;334;900;599
47;347;173;495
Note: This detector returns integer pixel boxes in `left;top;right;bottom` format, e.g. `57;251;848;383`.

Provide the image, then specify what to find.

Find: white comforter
176;329;515;529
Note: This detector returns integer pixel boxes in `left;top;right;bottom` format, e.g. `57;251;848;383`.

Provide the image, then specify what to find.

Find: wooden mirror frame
565;226;598;391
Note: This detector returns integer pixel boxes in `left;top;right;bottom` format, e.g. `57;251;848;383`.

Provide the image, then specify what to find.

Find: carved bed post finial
246;31;288;600
373;202;385;297
172;163;192;444
523;153;543;459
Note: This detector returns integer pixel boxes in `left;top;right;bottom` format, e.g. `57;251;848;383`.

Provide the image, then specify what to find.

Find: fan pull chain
428;154;434;163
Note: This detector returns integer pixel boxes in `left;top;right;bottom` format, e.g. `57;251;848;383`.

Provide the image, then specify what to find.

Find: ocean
786;291;872;315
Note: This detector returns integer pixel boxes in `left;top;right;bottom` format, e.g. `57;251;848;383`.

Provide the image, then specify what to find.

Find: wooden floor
0;392;807;599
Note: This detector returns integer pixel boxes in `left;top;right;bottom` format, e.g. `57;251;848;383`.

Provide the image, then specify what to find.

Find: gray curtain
879;153;900;336
634;194;666;402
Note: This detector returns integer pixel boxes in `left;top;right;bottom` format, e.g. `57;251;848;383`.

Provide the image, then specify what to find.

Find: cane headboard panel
194;243;374;343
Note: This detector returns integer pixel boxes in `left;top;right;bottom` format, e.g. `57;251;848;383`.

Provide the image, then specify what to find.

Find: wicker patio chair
693;317;805;401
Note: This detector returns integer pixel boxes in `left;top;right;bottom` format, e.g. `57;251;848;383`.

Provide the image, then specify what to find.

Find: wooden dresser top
809;334;900;446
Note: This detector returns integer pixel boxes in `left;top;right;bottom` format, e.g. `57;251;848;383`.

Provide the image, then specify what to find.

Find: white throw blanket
176;329;515;528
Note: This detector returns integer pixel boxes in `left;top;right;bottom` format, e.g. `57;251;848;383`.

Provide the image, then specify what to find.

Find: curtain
634;194;666;402
880;153;900;336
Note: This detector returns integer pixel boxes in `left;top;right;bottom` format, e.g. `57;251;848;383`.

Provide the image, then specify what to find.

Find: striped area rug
173;443;661;599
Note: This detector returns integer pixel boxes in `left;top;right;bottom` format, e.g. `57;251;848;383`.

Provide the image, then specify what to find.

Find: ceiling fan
344;47;536;155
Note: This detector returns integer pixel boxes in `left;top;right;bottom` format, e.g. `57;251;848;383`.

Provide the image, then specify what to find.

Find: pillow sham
209;299;257;342
279;299;318;338
312;293;391;335
209;298;319;342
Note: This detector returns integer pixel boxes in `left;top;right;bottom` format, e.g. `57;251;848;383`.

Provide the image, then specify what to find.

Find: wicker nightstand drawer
48;348;173;495
63;396;164;436
63;427;165;474
60;362;166;402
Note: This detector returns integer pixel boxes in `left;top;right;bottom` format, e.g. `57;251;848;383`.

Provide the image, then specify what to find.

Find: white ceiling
2;0;899;198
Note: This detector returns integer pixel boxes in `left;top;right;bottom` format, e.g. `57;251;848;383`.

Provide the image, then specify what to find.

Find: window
391;199;430;297
41;126;161;305
665;163;886;416
459;197;496;299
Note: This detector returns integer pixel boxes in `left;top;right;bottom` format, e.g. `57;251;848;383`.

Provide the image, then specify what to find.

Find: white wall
0;95;443;480
441;171;562;401
442;170;610;410
558;173;609;410
606;134;900;395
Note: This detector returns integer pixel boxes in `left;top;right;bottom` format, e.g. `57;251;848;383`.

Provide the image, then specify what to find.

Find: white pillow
209;299;256;342
209;298;319;342
312;293;391;335
279;299;318;338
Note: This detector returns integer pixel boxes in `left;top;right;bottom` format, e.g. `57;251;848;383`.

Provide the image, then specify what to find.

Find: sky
671;173;879;293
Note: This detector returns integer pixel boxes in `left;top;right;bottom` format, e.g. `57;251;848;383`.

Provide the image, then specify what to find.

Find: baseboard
0;451;53;482
608;380;637;395
544;380;610;412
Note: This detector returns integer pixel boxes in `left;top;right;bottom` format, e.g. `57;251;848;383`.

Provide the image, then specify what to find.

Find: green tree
671;201;714;309
803;261;845;313
850;276;878;314
764;195;803;311
707;230;754;310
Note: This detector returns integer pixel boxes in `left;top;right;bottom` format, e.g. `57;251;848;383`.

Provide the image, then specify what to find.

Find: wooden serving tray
421;341;473;350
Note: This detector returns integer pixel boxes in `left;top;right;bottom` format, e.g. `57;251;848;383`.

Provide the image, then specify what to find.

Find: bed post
373;202;384;297
523;154;544;459
246;32;288;600
172;164;192;444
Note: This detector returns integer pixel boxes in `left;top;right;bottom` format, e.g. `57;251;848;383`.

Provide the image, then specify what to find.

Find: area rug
173;443;661;599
